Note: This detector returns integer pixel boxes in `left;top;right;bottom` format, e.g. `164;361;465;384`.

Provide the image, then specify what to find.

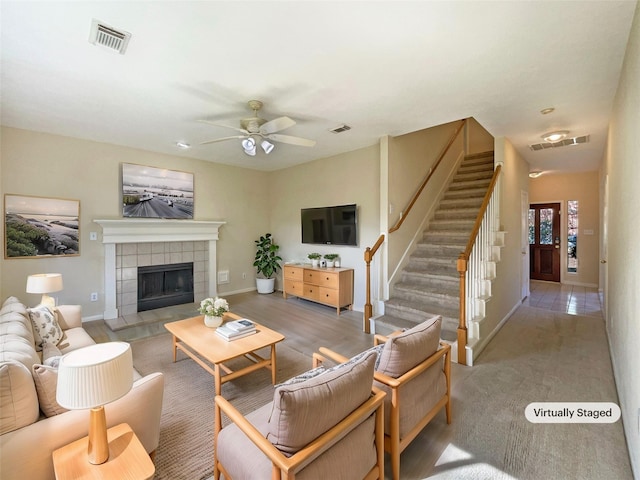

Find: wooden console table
282;264;354;314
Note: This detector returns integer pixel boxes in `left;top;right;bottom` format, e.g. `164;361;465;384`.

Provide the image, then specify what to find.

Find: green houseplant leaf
253;233;282;279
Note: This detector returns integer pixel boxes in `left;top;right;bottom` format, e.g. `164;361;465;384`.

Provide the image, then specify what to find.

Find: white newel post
95;219;225;319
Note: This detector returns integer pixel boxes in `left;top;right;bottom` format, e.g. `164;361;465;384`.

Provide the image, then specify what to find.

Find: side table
52;423;155;480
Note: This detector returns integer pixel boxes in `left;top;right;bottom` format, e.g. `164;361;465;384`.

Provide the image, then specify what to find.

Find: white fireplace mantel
94;219;225;319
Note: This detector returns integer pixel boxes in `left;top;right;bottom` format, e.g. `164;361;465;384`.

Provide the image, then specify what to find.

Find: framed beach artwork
121;163;194;219
4;194;80;259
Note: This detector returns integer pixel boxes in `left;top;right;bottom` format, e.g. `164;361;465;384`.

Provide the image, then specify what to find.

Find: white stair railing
456;164;502;365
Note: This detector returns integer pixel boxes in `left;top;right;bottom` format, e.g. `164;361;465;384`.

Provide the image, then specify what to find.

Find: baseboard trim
469;301;521;365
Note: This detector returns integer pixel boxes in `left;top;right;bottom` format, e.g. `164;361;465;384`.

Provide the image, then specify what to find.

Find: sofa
0;296;164;480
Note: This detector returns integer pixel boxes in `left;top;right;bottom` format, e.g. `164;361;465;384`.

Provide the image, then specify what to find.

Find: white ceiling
1;1;637;173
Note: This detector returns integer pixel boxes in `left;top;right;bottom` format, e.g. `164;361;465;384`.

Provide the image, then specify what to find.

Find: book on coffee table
225;319;255;333
215;324;257;341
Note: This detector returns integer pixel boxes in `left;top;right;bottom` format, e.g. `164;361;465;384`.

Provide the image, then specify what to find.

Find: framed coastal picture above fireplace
121;163;194;219
4;194;80;258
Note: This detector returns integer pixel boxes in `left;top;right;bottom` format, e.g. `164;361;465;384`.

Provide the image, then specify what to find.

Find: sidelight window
568;200;578;273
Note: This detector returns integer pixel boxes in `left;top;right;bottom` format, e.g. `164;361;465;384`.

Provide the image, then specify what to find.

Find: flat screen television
301;204;357;246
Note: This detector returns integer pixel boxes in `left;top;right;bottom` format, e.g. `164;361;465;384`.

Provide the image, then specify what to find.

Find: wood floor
84;291;375;360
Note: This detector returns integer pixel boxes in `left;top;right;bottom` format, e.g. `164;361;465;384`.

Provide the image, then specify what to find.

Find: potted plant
253;233;282;294
324;253;339;268
199;296;229;328
308;252;321;268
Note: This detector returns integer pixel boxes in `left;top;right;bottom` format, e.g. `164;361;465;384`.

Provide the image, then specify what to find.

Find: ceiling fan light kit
199;100;316;155
242;137;257;156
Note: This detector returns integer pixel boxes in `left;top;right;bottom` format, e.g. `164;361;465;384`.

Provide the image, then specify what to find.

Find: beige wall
476;137;530;356
466;117;494;155
602;2;640;475
269;145;380;311
386;121;464;278
528;171;600;287
0;127;270;317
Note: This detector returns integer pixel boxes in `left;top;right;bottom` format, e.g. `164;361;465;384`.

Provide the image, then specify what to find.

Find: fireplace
137;262;194;312
95;219;225;319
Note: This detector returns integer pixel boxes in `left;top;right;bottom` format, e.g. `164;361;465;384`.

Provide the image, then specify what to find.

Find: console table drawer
305;271;339;288
303;284;320;301
318;287;338;305
284;266;304;281
285;281;303;296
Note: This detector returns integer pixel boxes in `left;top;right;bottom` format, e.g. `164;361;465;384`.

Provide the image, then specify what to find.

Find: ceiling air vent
89;19;131;54
329;124;351;134
529;135;590;151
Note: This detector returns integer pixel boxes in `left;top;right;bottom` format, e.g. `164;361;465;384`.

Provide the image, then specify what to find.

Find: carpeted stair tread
380;151;494;352
373;314;457;342
385;296;459;320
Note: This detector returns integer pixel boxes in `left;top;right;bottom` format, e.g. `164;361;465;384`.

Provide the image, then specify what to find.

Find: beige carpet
130;333;312;480
400;305;633;480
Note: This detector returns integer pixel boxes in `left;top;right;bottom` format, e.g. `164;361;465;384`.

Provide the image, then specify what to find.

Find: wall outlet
89;231;98;241
90;292;98;302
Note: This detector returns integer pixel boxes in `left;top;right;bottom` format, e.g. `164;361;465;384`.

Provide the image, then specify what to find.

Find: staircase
375;151;495;342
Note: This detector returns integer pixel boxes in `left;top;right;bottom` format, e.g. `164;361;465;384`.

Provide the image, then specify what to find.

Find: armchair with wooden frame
313;315;451;480
214;349;386;480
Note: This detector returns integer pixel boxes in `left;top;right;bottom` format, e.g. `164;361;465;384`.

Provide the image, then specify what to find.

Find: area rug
130;333;312;480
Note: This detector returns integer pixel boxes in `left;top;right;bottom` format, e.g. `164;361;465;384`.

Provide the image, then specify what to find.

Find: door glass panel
539;208;553;244
568;200;578;273
528;209;535;244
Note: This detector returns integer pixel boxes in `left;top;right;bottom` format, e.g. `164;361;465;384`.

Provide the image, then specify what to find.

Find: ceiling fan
199;100;316;156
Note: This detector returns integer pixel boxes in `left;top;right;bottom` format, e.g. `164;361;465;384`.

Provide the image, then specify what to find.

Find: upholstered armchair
314;315;451;480
214;349;386;480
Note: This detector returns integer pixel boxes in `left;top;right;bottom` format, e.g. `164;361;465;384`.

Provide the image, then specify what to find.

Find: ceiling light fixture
542;130;569;143
176;142;191;149
242;137;256;156
529;171;544;178
261;140;274;154
540;107;555;115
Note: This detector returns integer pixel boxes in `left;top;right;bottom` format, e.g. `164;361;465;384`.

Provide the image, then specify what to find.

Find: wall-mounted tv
301;204;357;246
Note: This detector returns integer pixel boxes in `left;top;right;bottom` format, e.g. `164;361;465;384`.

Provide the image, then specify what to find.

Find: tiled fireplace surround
95;219;225;319
116;241;207;316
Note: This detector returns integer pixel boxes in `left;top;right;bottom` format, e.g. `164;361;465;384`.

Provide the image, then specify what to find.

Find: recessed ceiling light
541;130;569;143
176;142;191;149
540;107;555;115
529;171;544;178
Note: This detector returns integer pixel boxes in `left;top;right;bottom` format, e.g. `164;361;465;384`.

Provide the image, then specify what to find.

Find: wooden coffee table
164;312;285;394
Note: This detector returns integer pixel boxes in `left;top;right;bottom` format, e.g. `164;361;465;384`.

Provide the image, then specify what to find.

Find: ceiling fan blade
260;116;296;135
200;135;248;145
197;119;249;135
267;133;316;147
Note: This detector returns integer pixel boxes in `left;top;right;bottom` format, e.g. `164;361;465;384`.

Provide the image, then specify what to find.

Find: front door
529;203;561;282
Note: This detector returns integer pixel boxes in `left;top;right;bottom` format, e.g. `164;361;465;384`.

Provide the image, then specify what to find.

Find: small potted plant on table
308;252;321;268
324;253;339;268
254;233;282;294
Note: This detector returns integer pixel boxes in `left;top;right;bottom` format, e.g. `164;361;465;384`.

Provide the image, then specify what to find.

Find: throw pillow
27;305;63;351
267;349;377;454
0;361;40;434
376;315;442;378
32;364;69;417
42;342;62;368
276;365;326;387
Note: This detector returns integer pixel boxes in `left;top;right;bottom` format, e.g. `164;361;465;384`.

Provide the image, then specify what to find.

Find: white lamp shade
241;137;255;150
26;273;63;294
261;140;274;154
57;342;133;410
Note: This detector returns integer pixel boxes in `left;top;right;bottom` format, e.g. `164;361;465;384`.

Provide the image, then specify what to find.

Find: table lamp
26;273;63;309
56;342;133;464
